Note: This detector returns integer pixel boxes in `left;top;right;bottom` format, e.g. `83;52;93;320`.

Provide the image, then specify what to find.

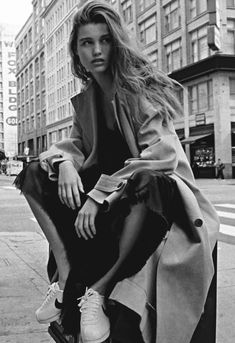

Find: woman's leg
24;193;70;289
19;162;71;289
91;202;167;296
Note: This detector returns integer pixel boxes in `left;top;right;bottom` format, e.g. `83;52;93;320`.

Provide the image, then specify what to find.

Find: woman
15;1;219;343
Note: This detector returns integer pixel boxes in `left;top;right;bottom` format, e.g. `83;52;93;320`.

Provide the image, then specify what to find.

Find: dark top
80;87;131;192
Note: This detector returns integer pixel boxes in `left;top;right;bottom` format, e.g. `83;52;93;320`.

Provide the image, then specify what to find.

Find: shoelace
41;283;58;308
77;288;104;322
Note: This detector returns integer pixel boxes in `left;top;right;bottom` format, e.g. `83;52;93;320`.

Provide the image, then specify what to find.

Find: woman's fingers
77;176;85;193
75;213;88;239
75;212;96;239
83;214;94;239
65;186;76;210
72;183;81;208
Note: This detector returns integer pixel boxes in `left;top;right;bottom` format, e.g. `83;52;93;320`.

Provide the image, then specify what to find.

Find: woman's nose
93;42;102;55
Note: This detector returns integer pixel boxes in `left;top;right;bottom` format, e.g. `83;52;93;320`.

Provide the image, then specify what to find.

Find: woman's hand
58;160;84;209
75;197;100;240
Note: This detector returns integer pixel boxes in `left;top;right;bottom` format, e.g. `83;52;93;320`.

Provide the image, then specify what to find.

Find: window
227;19;235;54
164;0;180;34
49;131;57;145
58;128;68;141
191;25;209;62
165;39;182;73
227;0;235;8
139;0;155;13
189;0;207;20
122;0;133;23
230;78;235;100
148;50;158;67
139;14;157;45
189;80;213;115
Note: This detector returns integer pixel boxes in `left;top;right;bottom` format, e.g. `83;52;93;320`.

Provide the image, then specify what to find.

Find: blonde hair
69;0;183;121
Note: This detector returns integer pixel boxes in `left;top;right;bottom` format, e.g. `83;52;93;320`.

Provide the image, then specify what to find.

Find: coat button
194;219;203;227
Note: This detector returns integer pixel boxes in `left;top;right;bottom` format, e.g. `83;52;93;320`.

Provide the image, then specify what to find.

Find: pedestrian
14;1;219;342
216;158;225;179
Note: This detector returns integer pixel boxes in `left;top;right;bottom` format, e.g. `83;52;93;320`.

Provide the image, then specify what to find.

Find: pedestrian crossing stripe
215;204;235;209
216;211;235;220
220;224;235;237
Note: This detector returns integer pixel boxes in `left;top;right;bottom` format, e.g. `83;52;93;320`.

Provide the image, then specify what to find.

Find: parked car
6;160;23;176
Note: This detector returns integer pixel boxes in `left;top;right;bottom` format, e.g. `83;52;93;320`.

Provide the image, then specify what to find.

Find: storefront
181;133;215;178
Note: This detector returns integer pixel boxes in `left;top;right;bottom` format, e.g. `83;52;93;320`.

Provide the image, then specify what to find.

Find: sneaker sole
81;329;110;343
36;312;61;324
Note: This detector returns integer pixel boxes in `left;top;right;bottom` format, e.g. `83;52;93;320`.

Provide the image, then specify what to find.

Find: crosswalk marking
220;224;235;237
1;186;16;190
217;211;235;220
215;204;235;209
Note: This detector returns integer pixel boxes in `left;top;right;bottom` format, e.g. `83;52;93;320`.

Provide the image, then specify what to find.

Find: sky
0;0;32;29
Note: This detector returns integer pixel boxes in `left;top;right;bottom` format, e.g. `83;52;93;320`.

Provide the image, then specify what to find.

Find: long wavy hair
69;0;183;121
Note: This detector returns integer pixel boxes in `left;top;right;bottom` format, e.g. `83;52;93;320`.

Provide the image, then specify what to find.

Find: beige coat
40;82;219;343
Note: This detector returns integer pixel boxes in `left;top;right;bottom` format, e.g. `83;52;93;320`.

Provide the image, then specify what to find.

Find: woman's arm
39;109;85;181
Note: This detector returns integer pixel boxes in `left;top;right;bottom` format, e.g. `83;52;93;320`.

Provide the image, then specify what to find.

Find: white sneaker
35;282;63;324
78;288;110;343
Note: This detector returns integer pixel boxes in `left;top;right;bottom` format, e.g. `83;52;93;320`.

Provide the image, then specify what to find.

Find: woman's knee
21;161;46;195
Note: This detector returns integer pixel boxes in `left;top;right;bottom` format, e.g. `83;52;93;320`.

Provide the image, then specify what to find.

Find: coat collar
71;81;140;157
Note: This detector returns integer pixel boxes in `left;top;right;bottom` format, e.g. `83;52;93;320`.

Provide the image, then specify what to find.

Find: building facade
107;0;235;178
15;0;48;159
42;0;80;148
15;0;235;177
0;24;18;158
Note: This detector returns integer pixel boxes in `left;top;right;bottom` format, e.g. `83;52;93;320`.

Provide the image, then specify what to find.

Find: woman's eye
82;41;91;46
102;37;111;44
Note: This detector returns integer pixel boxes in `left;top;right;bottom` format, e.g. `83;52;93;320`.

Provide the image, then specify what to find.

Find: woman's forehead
78;23;110;39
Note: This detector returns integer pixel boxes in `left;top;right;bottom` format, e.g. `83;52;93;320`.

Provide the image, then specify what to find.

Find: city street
0;174;235;343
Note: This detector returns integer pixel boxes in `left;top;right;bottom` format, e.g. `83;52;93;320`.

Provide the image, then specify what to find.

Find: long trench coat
40;81;219;343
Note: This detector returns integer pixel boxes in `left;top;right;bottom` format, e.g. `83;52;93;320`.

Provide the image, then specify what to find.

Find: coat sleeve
88;98;179;207
39;100;86;180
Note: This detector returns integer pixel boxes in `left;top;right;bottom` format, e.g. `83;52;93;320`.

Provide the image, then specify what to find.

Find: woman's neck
94;72;115;101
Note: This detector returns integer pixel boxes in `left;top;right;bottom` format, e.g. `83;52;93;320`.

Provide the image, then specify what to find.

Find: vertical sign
2;28;17;158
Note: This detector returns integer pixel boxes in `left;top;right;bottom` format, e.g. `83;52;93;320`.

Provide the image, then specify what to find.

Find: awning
181;134;212;144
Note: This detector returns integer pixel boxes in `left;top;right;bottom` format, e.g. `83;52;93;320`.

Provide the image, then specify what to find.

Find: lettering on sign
6;116;17;126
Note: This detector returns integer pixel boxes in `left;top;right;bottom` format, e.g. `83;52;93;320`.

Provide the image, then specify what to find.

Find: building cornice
46;116;72;130
169;54;235;83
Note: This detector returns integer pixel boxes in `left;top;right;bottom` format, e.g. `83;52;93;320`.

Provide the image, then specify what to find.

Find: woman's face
77;22;112;78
